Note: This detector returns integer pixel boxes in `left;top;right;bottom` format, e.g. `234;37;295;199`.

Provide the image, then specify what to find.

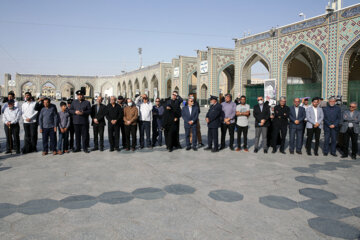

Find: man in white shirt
2;100;21;154
21;92;38;153
235;95;250;152
2;91;19;114
136;94;153;149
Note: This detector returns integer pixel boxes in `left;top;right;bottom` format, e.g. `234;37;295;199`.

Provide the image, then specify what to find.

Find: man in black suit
253;96;271;153
69;90;92;153
204;96;222;153
289;98;306;154
106;96;123;152
271;97;290;154
166;91;183;148
91;96;107;151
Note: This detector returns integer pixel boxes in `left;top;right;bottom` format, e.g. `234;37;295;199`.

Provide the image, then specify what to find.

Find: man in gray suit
341;102;359;159
305;97;324;156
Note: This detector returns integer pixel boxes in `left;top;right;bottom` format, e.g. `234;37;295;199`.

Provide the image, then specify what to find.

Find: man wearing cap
166;91;183;148
21;92;38;154
204;96;222;153
220;94;237;151
69;90;91;153
2;99;21;154
91;96;107;151
2;91;19;114
117;96;127;148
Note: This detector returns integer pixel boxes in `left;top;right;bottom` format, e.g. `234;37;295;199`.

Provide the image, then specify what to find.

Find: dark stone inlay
292;167;319;174
164;184;196;195
18;199;59;215
299;199;352;219
352;207;360;218
0;167;11;172
325;162;352;169
208;190;244;202
299;188;337;201
308;164;337;171
132;188;166;200
0;203;17;218
98;191;134;204
295;176;328;185
308;217;360;240
60;195;98;209
259;195;297;210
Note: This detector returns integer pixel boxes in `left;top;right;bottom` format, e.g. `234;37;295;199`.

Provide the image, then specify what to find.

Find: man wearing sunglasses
340;102;359;159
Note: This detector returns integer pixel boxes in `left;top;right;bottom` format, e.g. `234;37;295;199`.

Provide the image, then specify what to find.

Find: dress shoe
290;151;294;154
218;147;225;151
236;148;241;152
83;150;90;153
230;147;235;151
64;150;69;153
254;148;258;153
92;147;99;151
331;153;338;157
280;150;286;154
314;153;319;156
186;147;191;151
57;150;63;155
109;149;114;152
307;152;312;156
100;148;104;152
168;148;173;152
115;148;121;152
193;147;198;151
244;148;249;152
351;155;356;160
341;155;348;158
204;147;212;151
198;143;204;148
272;149;277;154
264;149;268;154
52;151;57;155
42;152;48;156
211;149;219;153
131;148;136;151
73;149;81;153
296;151;302;155
5;150;11;154
323;153;328;156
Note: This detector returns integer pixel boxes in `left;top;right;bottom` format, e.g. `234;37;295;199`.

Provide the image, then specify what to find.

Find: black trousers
86;123;90;148
306;128;321;154
108;123;120;150
68;125;75;150
93;124;105;149
208;128;219;150
221;123;235;148
237;126;248;149
120;123;126;148
74;124;88;151
23;123;37;153
174;120;181;147
4;123;20;152
343;128;358;157
125;125;137;149
164;125;176;149
272;125;288;151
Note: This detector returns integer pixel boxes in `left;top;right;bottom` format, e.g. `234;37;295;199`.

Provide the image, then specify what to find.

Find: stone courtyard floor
0;107;359;239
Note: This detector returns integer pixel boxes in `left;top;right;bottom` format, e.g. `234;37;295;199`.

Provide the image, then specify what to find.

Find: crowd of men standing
1;89;359;160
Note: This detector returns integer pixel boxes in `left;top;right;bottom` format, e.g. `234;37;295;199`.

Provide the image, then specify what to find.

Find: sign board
200;61;208;74
173;67;179;78
264;79;277;106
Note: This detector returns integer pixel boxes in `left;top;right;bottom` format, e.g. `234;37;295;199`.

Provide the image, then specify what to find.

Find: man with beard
69;90;91;153
21;92;38;154
91;96;107;151
166;91;182;148
106;96;123;152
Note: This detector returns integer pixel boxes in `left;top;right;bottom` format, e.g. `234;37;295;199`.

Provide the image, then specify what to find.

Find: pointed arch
280;40;327;99
150;74;159;99
60;81;75;99
218;61;235;97
134;78;140;94
142;77;148;95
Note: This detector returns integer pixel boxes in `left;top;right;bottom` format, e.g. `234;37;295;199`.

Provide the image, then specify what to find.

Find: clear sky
0;0;359;84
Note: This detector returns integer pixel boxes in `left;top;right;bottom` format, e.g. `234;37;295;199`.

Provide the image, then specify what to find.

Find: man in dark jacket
166;91;182;148
323;97;342;157
106;96;123;152
117;96;127;149
253;96;271;153
182;98;199;151
69;90;91;153
91;96;107;151
152;98;164;147
66;99;75;151
271;97;290;154
288;98;306;154
204;96;222;153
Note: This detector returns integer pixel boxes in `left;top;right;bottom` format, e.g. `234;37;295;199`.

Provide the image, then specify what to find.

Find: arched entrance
219;63;235;98
21;82;36;97
122;82;127;97
41;82;56;99
128;80;133;99
150;75;159;100
174;86;179;93
134;79;140;95
142;77;149;96
343;39;360;107
242;53;270;107
60;82;75;100
101;82;114;99
200;84;208;106
166;79;172;98
188;71;197;98
282;43;323;105
117;82;121;96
